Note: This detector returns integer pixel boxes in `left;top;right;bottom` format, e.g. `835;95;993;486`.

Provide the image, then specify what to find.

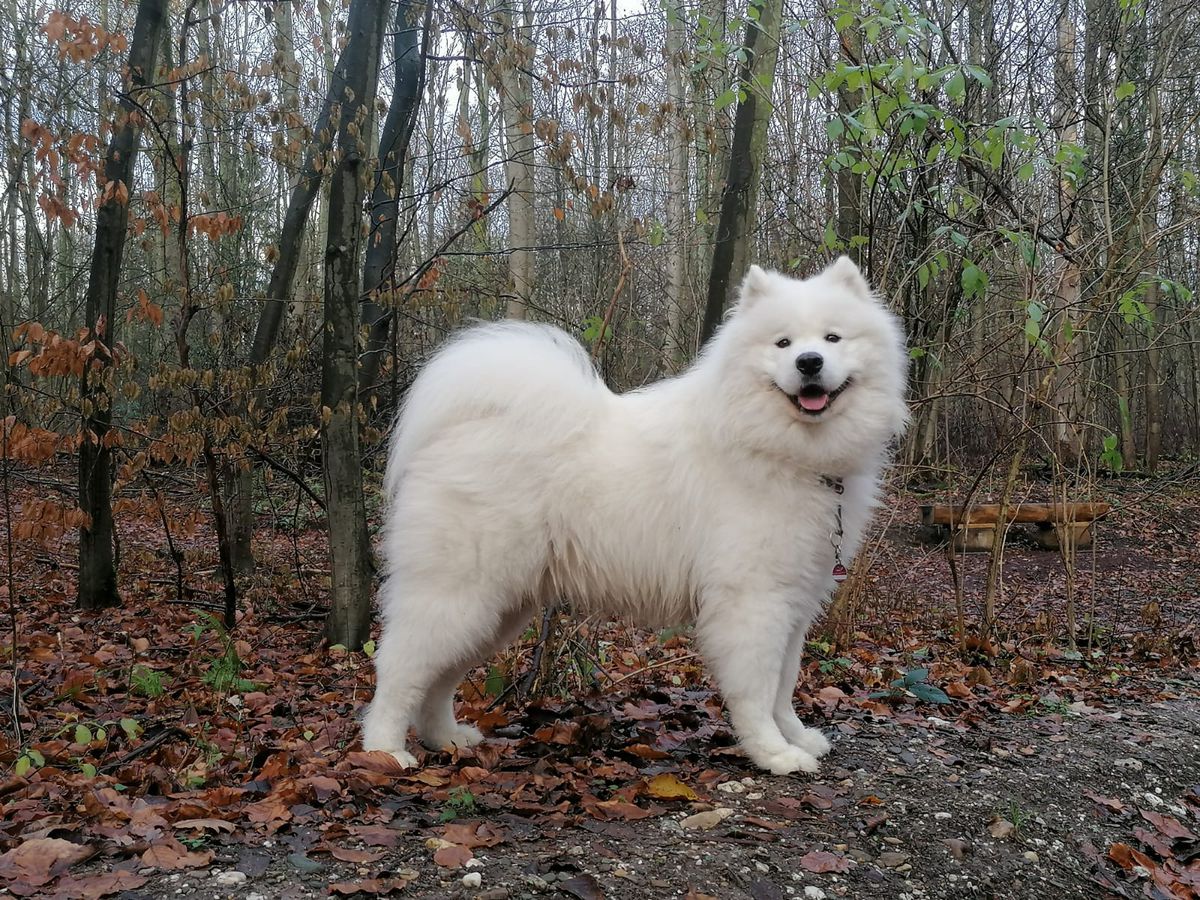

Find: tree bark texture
496;3;536;320
229;0;394;573
322;0;389;649
78;0;167;610
359;0;430;399
699;0;782;345
662;0;691;369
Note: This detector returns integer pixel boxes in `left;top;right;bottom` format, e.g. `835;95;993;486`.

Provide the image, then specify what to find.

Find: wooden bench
919;502;1113;552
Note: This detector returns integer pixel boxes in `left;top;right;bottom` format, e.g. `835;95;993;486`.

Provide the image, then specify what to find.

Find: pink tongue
799;392;829;412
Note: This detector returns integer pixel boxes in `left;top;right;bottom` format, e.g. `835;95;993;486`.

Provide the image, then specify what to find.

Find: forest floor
2;464;1199;899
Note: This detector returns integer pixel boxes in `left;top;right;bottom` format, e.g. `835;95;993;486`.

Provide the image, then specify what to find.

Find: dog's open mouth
779;380;851;416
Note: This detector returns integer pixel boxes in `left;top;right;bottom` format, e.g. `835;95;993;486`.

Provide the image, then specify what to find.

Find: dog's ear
738;264;772;310
824;255;872;300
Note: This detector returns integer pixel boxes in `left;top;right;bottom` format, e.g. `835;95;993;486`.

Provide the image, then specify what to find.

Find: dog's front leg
697;596;822;775
773;615;832;758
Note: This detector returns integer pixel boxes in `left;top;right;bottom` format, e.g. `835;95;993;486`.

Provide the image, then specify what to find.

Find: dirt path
107;681;1200;900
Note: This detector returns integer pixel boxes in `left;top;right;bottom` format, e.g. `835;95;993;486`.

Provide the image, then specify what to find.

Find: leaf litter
0;474;1198;896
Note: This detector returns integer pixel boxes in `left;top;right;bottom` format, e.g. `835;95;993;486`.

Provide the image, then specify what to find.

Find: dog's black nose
795;352;824;375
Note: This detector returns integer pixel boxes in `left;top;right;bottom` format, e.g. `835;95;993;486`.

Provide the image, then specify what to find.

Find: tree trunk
496;3;536;319
1142;47;1165;471
227;0;393;573
1049;0;1085;464
835;15;862;262
699;0;782;345
78;0;167;610
662;0;691;369
359;0;430;401
322;0;389;649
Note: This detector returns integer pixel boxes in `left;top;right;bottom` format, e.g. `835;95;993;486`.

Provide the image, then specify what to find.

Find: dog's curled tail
383;321;607;500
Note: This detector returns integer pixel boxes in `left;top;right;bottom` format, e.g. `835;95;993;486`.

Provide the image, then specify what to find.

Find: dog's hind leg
773;616;832;758
414;604;534;751
361;578;503;766
698;596;822;776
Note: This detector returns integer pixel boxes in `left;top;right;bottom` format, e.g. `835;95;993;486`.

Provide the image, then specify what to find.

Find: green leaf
961;262;988;300
1100;433;1124;473
946;71;965;101
968;66;993;88
287;853;325;874
485;666;506;698
27;749;44;766
903;667;930;685
1115;81;1135;101
120;718;142;741
80;763;98;779
648;220;665;248
714;88;738;112
826;117;845;141
1017;161;1034;182
15;756;30;777
908;682;951;705
362;639;376;658
75;725;93;745
908;347;926;359
582;315;606;345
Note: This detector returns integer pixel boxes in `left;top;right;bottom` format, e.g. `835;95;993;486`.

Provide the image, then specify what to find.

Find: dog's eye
775;338;791;348
824;333;842;343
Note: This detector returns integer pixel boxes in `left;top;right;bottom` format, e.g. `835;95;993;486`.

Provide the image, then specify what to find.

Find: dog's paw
776;715;832;758
782;724;831;758
423;723;484;751
753;745;821;776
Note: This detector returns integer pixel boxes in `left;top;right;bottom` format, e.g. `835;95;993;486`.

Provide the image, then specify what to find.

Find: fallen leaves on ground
1;471;1198;895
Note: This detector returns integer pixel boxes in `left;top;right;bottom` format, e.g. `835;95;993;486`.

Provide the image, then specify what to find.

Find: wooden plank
919;502;1112;526
1031;522;1095;550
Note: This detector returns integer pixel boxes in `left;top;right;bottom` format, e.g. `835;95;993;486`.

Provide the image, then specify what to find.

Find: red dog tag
831;563;848;583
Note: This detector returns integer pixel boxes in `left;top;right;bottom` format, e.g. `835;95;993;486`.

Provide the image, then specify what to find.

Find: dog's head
710;257;910;471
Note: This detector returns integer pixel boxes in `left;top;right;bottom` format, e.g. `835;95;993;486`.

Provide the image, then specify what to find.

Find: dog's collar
820;474;845;495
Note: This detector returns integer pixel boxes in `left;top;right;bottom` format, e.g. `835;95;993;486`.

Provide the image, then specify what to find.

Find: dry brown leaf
432;844;473;869
945;680;974;699
327;847;385;864
345;751;410;776
987;817;1015;840
644;774;698;801
1139;809;1196;841
1083;791;1126;815
966;666;994;686
140;841;214;870
798;850;851;874
680;808;734;830
441;822;506;849
622;743;672;760
0;838;94;887
172;818;235;834
43;870;148;899
584;798;656;821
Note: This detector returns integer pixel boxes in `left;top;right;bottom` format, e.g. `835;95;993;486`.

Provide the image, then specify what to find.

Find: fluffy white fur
362;257;909;775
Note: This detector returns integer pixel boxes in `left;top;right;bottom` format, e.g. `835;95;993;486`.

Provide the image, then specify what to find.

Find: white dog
362;258;908;774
